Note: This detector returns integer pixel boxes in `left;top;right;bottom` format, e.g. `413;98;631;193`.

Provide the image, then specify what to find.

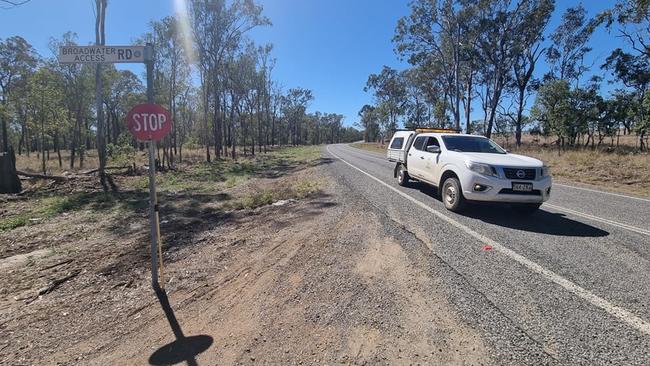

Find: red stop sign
126;104;172;141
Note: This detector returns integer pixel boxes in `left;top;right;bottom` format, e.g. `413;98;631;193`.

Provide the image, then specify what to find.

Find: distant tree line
360;0;650;150
0;0;361;179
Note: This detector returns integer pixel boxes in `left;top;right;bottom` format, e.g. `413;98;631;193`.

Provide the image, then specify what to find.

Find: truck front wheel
397;165;410;187
442;177;465;212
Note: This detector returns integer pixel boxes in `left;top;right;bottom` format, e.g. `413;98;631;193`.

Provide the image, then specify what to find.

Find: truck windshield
441;136;506;154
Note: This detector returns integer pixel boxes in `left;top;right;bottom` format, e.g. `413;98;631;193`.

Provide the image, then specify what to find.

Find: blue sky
0;0;625;127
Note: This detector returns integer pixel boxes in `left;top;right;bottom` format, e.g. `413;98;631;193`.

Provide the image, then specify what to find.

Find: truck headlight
466;161;498;177
541;165;550;177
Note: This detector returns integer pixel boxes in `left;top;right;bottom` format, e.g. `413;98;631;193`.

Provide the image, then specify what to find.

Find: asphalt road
324;143;650;366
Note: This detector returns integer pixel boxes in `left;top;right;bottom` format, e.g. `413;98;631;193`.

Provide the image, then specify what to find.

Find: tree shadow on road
409;182;609;237
149;286;213;366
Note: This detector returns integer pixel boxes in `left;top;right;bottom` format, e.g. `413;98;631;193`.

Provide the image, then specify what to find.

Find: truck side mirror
426;145;441;154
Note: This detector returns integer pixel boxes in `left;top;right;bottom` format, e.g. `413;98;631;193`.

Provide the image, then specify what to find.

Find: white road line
326;145;650;337
553;183;650;203
544;204;650;237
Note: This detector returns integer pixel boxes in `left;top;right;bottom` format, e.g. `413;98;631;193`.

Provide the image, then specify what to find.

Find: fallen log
40;258;74;271
81;166;128;175
16;170;68;182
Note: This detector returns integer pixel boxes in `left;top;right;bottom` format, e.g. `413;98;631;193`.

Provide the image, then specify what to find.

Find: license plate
512;183;533;192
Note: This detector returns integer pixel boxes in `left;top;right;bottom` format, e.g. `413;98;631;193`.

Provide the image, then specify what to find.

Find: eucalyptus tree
394;0;468;129
0;35;37;193
176;85;199;162
601;0;650;148
190;0;270;161
474;0;551;139
48;32;94;168
26;66;65;173
358;104;379;143
240;45;261;155
510;0;554;146
281;88;313;145
0;35;38;152
10;70;31;155
545;4;597;84
364;66;406;135
531;79;573;147
103;68;144;145
401;68;431;128
257;44;274;152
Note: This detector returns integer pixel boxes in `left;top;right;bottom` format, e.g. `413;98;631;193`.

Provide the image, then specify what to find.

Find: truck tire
511;203;542;215
397;165;410;187
442;177;465;212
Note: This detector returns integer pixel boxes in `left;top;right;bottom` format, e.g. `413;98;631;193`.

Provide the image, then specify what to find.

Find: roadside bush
107;134;136;167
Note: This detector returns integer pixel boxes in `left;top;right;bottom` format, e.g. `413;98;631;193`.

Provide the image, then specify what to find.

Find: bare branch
0;0;29;5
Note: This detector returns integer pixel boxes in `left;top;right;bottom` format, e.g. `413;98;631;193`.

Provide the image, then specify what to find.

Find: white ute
387;129;552;213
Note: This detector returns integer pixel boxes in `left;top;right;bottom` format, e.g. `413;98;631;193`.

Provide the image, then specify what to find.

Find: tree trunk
0;146;21;193
55;132;62;168
230;100;237;160
41;114;46;175
1;99;8;153
515;87;525;147
202;70;211;163
465;70;473;134
485;73;504;139
18;123;25;155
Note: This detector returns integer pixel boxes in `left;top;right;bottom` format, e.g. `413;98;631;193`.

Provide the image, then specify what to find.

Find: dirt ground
0;149;490;365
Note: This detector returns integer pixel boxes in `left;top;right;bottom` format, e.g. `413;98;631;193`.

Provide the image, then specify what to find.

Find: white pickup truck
387;129;552;213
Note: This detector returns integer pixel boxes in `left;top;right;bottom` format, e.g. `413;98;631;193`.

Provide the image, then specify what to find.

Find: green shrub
107;133;136;167
0;215;29;232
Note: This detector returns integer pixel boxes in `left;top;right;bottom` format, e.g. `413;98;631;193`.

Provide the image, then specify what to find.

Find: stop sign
126;104;172;141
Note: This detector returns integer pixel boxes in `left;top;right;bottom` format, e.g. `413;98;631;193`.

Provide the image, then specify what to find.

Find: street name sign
58;45;146;64
126;104;172;142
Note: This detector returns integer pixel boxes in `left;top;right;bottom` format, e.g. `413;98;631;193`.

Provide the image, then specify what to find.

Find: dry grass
3;146;326;233
492;133;643;150
514;146;650;197
14;147;281;175
492;134;650;197
350;142;388;154
15;150;102;174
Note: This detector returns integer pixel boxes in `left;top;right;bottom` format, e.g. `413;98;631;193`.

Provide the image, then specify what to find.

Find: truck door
421;136;442;184
408;135;428;178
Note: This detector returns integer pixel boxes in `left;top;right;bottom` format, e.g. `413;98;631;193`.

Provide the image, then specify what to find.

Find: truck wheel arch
439;169;459;189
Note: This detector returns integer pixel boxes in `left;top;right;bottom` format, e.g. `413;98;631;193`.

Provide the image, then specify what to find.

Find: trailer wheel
397;165;410;187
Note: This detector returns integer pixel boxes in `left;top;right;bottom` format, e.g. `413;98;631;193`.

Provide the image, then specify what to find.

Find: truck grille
503;168;536;180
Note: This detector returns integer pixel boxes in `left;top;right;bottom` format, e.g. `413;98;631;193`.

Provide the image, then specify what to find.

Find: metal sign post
59;43;167;290
145;44;162;290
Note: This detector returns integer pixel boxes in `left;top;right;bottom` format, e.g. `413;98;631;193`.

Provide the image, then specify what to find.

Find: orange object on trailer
414;128;460;133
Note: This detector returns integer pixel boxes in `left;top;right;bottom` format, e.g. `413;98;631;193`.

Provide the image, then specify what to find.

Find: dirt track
1;161;492;365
